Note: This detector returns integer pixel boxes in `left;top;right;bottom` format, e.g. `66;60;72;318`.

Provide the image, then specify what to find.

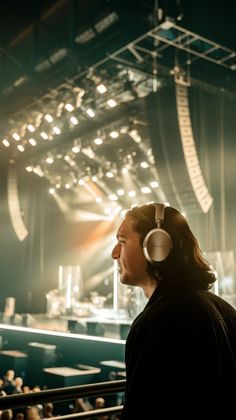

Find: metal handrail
0;379;126;410
42;405;124;419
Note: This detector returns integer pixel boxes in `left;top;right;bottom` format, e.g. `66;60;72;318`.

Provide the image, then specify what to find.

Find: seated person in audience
13;377;23;394
73;397;93;413
94;397;109;420
0;410;13;420
42;403;54;418
15;414;25;420
11;378;24;420
24;406;41;420
2;370;15;394
32;386;43;418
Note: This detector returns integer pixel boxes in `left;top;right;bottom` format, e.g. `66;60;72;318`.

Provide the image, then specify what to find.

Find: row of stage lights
20;115;157;201
25;156;151;173
25;155;160;198
21;124;123;158
23;137;161;214
1;83;119;152
21;124;148;189
47;179;160;197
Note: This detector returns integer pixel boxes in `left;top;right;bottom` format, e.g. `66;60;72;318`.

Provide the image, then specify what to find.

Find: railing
0;379;125;417
38;406;123;419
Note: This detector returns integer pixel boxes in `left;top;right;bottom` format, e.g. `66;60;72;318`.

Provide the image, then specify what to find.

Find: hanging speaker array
146;82;213;214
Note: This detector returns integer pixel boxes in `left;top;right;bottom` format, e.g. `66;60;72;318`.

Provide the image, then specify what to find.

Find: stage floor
1;311;132;340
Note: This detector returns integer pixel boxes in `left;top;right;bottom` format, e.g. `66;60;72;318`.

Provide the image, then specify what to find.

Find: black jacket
121;284;236;419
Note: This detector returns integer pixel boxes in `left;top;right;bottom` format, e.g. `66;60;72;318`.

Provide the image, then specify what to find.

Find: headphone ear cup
143;228;172;262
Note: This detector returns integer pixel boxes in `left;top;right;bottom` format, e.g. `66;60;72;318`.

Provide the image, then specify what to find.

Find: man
112;203;236;419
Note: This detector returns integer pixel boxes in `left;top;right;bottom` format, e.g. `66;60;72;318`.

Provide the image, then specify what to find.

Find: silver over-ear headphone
143;203;172;263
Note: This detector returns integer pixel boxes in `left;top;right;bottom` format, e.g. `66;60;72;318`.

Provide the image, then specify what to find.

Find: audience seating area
0;337;126;419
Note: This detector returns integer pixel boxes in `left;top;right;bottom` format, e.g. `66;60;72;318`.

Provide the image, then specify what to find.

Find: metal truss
4;17;236;123
152;18;236;70
82;17;236;80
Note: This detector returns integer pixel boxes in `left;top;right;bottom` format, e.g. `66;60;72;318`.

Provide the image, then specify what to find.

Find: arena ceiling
1;1;236;107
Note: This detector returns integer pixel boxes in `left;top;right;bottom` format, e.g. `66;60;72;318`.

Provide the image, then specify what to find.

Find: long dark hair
126;204;216;290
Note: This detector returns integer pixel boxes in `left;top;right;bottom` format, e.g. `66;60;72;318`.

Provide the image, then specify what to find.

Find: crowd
0;369;113;419
0;369;54;419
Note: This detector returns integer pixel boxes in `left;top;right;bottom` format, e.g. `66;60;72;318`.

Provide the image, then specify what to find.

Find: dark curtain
189;86;236;255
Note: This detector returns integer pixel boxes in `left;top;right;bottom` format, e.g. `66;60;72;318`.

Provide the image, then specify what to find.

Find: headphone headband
153;203;165;227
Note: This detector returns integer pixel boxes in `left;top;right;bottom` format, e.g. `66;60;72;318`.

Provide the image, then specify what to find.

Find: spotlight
97;84;107;94
46;156;54;164
65;103;74;112
70;116;79;125
12;133;20;141
52;126;61;135
150;181;159;188
108;194;118;201
110;131;119;139
106;171;114;178
128;191;136;197
29;138;37;146
27;124;35;133
72;145;80;153
45;114;54;123
17;145;25;152
107;99;117;108
121;167;128;174
40;132;48;140
94;137;103;145
86;108;95;118
141;187;151;194
2;139;10;147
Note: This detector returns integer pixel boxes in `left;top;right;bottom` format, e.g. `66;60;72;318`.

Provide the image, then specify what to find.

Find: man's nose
111;243;119;259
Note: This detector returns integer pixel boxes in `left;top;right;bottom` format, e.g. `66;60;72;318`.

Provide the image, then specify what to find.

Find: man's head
111;213;151;290
5;370;15;381
14;377;23;388
95;397;105;408
112;203;216;291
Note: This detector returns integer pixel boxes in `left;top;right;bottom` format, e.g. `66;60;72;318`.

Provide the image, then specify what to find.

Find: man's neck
142;280;158;299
